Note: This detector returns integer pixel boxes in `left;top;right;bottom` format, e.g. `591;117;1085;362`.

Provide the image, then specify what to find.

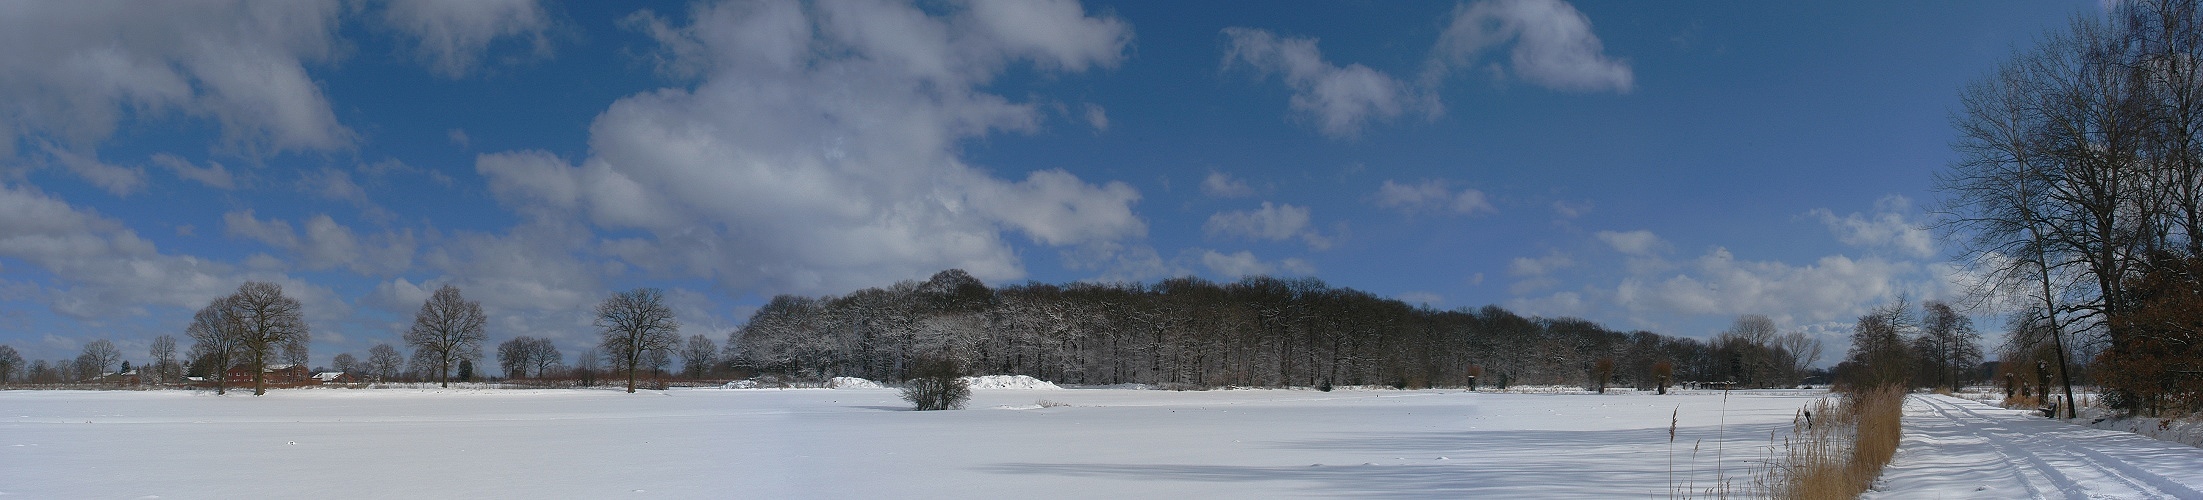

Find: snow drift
960;375;1060;390
827;377;882;389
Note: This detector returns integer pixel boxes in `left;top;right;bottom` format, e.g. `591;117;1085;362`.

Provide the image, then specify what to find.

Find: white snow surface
2;388;1821;498
960;374;1061;390
828;377;883;389
1868;394;2203;499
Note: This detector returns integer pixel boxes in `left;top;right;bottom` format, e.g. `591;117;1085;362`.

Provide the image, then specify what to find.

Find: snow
1;388;1821;498
828;377;882;389
961;374;1061;390
1867;394;2203;499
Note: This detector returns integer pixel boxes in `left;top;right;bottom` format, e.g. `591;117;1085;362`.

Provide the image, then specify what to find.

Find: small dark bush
901;356;970;411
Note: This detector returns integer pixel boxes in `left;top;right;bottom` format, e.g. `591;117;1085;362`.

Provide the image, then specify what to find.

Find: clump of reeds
1758;386;1905;499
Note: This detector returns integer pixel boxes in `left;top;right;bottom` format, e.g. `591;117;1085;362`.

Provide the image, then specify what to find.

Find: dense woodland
734;269;1824;390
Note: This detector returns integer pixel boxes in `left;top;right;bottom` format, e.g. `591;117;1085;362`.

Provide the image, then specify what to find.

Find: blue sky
0;0;2095;366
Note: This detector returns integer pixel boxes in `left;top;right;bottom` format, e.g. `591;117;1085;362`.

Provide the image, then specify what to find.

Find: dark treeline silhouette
733;269;1818;390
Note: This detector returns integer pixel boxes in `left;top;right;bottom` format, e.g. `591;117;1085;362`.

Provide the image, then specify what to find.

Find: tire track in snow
1912;395;2076;499
1924;396;2200;499
1912;395;2197;499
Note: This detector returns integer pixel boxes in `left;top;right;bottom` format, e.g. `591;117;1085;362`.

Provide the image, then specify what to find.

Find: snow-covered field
2;387;1823;498
1870;394;2203;499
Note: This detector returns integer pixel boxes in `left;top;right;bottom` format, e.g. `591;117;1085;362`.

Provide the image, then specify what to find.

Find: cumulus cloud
1204;202;1331;250
0;183;236;319
1507;252;1572;294
1611;248;1913;326
1201;171;1254;198
382;0;553;78
478;0;1140;295
0;1;351;160
1594;229;1664;256
1810;195;1936;258
1199;249;1313;278
222;210;415;275
1222;27;1434;139
1374;179;1494;215
38;142;144;196
1426;0;1633;92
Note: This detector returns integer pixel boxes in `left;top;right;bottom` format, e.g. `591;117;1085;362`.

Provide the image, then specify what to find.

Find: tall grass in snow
1758;386;1904;499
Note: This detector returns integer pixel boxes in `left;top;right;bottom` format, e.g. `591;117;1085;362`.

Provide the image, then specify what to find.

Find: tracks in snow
1905;395;2201;499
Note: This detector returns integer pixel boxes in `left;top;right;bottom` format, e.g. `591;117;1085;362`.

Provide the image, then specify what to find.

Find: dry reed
1759;386;1905;499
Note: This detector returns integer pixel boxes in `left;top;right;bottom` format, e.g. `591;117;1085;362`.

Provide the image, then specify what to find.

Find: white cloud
1594;229;1664;256
1426;0;1632;92
1810;195;1936;258
382;0;553;78
478;0;1138;296
222;210;415;275
1201;171;1255;198
1222;27;1434;139
1507;252;1572;294
1374;179;1494;215
1204;202;1331;250
38;142;144;196
1552;199;1593;218
0;183;237;319
1082;103;1109;132
1199;249;1313;278
0;1;351;158
1611;247;1915;327
447;128;471;148
299;168;395;223
149;153;235;190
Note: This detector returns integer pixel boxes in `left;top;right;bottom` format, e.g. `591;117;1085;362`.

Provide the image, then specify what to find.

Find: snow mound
722;380;758;389
826;377;882;389
959;375;1061;390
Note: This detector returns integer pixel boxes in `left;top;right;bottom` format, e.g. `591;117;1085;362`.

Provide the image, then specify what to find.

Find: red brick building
223;364;309;385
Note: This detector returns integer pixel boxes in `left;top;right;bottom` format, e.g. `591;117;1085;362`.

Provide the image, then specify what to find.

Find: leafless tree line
735;269;1823;390
1941;0;2203;416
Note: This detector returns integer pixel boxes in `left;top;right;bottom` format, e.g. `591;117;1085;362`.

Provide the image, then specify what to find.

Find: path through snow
1869;394;2203;499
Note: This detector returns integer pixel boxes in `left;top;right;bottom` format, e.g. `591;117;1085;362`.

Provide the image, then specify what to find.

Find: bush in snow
901;356;970;411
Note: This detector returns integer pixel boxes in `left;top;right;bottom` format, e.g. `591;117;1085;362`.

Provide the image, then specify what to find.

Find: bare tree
574;348;601;386
366;343;405;382
497;336;562;379
79;339;120;379
680;334;718;379
0;345;21;384
404;285;488;388
526;338;562;379
596;288;681;393
148;335;179;384
1775;331;1824;382
1916;301;1984;392
228;281;310;395
186;295;247;395
331;352;360;375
